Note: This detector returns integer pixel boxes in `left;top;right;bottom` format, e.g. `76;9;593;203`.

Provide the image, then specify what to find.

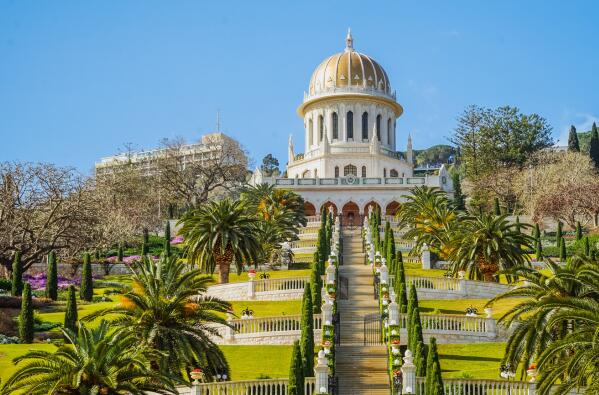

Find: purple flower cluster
23;273;80;291
170;236;184;245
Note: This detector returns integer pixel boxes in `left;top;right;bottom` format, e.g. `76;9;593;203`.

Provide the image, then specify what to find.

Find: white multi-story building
252;31;453;225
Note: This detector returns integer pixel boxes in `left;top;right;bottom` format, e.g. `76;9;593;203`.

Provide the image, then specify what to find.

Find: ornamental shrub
584;236;590;257
559;237;567;262
80;253;93;302
556;221;562;247
533;223;540;240
19;282;34;343
310;265;322;314
425;337;444;395
414;340;427;377
575;221;582;241
535;239;543;261
117;244;124;262
300;285;314;378
164;221;171;257
288;340;304;395
409;306;424;353
11;251;23;296
386;226;396;267
45;250;58;301
494;197;501;216
64;284;78;335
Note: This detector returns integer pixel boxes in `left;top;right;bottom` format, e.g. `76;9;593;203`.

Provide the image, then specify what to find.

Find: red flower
392;339;400;345
192;368;203;373
528;363;537;370
248;269;256;274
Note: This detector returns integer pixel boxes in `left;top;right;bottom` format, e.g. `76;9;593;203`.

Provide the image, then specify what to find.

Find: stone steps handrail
253;276;310;293
413;377;583;395
405;275;460;290
227;314;322;334
188;377;316;395
398;313;491;334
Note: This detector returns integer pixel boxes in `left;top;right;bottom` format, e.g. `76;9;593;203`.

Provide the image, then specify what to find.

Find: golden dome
308;30;391;96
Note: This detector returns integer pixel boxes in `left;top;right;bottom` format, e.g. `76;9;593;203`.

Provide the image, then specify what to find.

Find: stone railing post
380;261;389;284
421;243;431;270
322;300;333;325
225;313;235;342
484;308;496;337
457;271;467;296
401;349;416;394
314;350;330;394
247;278;256;299
388;300;399;326
326;261;336;284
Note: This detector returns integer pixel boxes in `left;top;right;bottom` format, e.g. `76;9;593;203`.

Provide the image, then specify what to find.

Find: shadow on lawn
440;353;501;362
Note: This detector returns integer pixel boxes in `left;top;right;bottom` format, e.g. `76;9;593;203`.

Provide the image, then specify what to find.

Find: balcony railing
274;176;426;188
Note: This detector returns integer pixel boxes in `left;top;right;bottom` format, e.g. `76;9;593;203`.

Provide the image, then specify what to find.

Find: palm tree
446;213;533;281
0;321;177;395
85;255;232;381
179;198;260;283
395;186;459;259
488;255;599;393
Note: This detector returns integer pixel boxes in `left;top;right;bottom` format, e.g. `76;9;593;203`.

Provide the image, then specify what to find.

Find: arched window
334;166;339;177
332;112;338;140
361;166;367;177
309;119;313;146
362;112;368;140
390;169;398;177
376;115;382;141
318;115;324;141
387;118;392;145
346;111;354;139
343;164;357;176
383;168;387;177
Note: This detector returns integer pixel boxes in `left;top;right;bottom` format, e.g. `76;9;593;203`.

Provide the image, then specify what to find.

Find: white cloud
557;113;599;146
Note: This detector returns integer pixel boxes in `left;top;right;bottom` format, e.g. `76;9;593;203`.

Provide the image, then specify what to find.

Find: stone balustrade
397;312;499;343
206;276;309;301
388;274;511;300
414;377;532;395
180;377;316;395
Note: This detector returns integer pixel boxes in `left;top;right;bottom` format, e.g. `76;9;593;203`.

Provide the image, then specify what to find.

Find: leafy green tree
0;321;178;395
414;340;427;377
425;337;444;395
164;221;171;257
180;198;260;283
447;214;533;282
260;153;280;176
19;282;34;343
11;251;23;296
494;197;501;215
559;237;567;262
64;285;78;334
45;250;58;301
590;122;599;169
288;340;304;395
80;253;93;302
386;226;396;266
85;255;231;380
300;285;314;377
568;125;580;152
575;221;582;241
452;172;465;210
556;221;562;248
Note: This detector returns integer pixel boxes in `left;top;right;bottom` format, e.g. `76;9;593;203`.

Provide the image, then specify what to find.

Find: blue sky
1;1;598;174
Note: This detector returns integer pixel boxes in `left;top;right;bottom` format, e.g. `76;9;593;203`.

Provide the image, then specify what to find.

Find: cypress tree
515;216;521;233
556;221;562;248
19;282;34;343
568;125;580;152
80;253;93;302
425;337;444;395
590;122;599;169
164;221;171;256
452;172;465;210
288;340;304;395
46;250;58;301
410;306;424;353
64;284;78;334
117;244;124;262
575;221;582;241
414;340;427;377
300;285;314;378
11;251;23;296
383;221;391;259
493;197;501;216
535;238;543;261
395;254;408;313
406;283;418;346
387;228;396;267
584;236;590;257
310;265;322;314
141;242;148;256
533;223;540;240
559;237;567;262
143;227;149;244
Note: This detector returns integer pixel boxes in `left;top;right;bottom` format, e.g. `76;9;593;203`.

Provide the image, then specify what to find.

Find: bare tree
153;134;248;208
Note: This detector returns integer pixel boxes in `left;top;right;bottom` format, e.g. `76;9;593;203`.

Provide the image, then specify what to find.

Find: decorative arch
390;169;399;177
344;164;357;176
304;201;316;217
385;201;401;216
321;201;338;217
341;201;361;226
363;200;382;218
302;169;311;178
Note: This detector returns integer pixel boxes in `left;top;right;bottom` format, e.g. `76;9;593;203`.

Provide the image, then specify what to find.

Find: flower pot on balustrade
527;364;538;382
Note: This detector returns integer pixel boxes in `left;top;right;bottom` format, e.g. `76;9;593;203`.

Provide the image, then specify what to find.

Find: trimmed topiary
45;250;58;301
288;340;304;395
300;284;314;378
19;282;34;343
164;221;171;257
575;221;582;241
80;253;93;302
425;337;444;395
559;237;567;262
64;284;78;334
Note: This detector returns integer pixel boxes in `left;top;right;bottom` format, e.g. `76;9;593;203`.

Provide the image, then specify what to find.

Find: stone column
484;308;496;338
421;243;431;270
247;278;256;299
401;349;416;394
388;300;399;326
314;350;330;394
326;262;336;284
458;271;467;296
322;299;333;325
379;261;389;284
225;313;235;342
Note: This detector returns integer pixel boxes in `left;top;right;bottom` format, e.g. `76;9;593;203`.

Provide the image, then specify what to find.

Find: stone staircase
336;227;390;395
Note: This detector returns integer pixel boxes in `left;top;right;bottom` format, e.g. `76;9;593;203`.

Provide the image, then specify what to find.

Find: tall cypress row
310;264;322;314
11;251;23;296
556;221;562;248
493;197;501;216
407;283;418;348
164;221;171;257
414;340;427;377
300;285;314;378
568;125;580;152
589;122;599;169
559;237;567;262
575;221;582;241
64;284;78;335
410;306;424;353
46;250;58;300
425;337;444;395
19;282;34;343
288;340;304;395
395;254;408;313
117;244;124;262
80;253;93;302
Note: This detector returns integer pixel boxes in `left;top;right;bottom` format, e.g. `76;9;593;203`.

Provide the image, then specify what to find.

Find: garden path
336;227;390;395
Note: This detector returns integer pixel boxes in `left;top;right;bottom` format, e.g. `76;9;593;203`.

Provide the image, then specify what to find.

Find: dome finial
345;28;353;51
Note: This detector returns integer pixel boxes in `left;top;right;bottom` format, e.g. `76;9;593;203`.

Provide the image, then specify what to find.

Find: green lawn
0;343;57;385
438;343;508;379
404;263;446;278
221;345;292;380
228;301;302;318
419;298;523;318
